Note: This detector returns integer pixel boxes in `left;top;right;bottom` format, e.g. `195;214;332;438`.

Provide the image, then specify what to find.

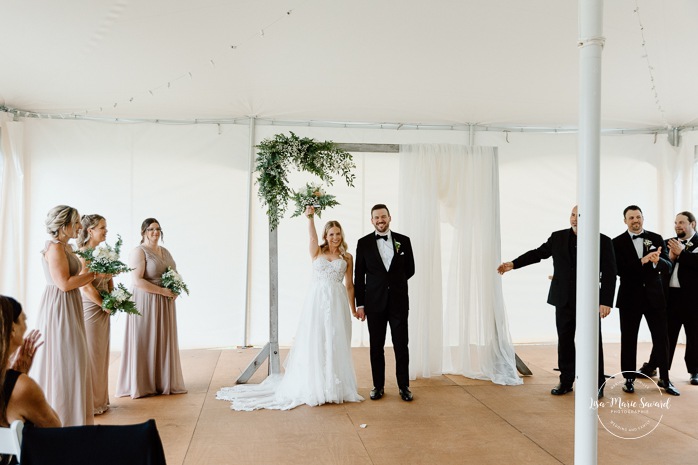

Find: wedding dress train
217;257;364;410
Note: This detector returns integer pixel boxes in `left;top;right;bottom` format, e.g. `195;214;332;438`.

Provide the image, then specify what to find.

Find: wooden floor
97;343;697;465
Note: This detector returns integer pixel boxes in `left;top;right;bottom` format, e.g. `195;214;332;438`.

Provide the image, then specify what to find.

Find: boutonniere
643;239;652;248
394;240;401;254
686;241;693;249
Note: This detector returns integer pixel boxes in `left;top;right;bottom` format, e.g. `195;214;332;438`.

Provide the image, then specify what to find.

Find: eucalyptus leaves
255;132;355;230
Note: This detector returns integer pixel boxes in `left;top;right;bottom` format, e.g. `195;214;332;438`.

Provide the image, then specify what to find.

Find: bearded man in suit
612;205;680;396
640;211;698;386
355;204;415;401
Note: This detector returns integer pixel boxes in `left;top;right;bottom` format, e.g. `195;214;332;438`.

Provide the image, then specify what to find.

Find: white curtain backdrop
3;118;694;353
0;114;26;300
399;144;521;386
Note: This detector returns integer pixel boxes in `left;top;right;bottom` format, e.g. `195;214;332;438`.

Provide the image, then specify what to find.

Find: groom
355;204;416;401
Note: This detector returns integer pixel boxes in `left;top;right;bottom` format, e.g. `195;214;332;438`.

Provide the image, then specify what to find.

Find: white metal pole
242;117;256;347
576;1;604;463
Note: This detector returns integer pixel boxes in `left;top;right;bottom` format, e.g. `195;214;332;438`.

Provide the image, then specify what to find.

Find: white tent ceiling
1;0;697;129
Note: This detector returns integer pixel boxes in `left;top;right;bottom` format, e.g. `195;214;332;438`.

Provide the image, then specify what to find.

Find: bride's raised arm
306;206;320;260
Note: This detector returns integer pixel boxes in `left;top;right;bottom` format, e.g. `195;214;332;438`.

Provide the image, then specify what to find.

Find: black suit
355;231;415;389
646;233;698;374
612;230;672;380
512;228;616;387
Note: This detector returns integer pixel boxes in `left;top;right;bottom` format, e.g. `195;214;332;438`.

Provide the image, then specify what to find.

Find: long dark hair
0;296;17;426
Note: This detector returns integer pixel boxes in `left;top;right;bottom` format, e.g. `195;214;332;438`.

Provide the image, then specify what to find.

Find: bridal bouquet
290;182;339;218
161;267;189;296
101;283;140;316
74;235;133;275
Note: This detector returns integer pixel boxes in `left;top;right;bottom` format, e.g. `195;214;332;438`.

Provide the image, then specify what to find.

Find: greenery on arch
255;132;356;230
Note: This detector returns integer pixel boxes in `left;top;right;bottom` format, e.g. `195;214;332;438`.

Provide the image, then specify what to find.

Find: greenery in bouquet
161;266;189;296
74;234;133;275
290;182;339;219
255;132;355;230
101;283;140;316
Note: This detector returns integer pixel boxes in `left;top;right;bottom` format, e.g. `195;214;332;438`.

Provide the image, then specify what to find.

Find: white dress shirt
376;231;394;271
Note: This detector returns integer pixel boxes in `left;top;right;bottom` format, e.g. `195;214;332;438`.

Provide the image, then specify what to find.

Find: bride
216;206;364;410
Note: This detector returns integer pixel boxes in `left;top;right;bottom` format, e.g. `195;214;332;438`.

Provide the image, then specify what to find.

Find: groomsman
498;206;616;397
612;205;680;395
641;211;698;385
355;204;416;401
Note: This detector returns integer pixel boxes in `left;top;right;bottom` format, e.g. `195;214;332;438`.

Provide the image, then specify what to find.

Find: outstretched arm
498;234;555;275
306;206;320;260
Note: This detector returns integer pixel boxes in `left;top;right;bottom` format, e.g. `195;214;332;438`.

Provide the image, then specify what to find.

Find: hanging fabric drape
0;114;26;299
399;144;521;386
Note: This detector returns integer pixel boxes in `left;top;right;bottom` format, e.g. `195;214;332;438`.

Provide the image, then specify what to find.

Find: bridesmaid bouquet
290;182;339;218
75;235;133;275
161;267;190;296
101;283;140;315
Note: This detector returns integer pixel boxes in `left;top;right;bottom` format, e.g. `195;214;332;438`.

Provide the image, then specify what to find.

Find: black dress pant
367;304;410;389
619;303;671;380
555;305;605;388
648;288;698;373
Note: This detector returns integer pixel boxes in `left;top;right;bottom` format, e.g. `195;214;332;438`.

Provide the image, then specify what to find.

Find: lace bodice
313;257;347;283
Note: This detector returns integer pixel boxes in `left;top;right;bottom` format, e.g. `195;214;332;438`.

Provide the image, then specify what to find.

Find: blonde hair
319;220;348;258
77;214;105;249
45;205;80;238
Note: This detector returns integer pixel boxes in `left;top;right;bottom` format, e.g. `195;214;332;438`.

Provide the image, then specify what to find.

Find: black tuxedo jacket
668;232;698;296
354;231;415;314
512;228;616;308
613;230;672;309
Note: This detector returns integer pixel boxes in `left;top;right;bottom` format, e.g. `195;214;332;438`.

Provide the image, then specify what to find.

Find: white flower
108;251;118;260
92;248;101;258
643;239;652;248
113;288;128;301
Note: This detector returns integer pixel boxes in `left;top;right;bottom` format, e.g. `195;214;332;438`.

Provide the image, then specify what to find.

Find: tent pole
242;117;256;347
576;1;604;463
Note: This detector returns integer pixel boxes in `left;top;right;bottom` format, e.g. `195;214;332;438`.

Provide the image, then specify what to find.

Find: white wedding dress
216;257;364;410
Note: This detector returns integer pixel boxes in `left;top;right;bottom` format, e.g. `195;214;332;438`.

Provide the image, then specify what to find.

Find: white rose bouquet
75;235;133;275
101;283;140;315
161;267;189;296
290;182;339;218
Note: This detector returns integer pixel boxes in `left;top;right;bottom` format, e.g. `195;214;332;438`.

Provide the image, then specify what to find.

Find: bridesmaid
115;218;187;398
30;205;110;426
77;214;114;415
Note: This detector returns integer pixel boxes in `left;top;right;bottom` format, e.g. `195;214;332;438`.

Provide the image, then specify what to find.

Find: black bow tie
631;234;644;240
376;235;388;241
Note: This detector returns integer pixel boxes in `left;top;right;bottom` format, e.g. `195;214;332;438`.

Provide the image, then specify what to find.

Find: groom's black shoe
550;383;573;395
370;387;384;400
398;387;413;402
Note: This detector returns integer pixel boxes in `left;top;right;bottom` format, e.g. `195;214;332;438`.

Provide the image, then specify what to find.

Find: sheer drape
399;144;521;385
0;114;26;299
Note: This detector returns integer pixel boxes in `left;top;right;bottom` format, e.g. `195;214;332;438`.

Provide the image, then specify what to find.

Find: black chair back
20;419;167;465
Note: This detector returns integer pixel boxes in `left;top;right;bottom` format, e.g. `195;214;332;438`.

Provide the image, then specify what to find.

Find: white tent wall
3;118;694;351
18;119;251;349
